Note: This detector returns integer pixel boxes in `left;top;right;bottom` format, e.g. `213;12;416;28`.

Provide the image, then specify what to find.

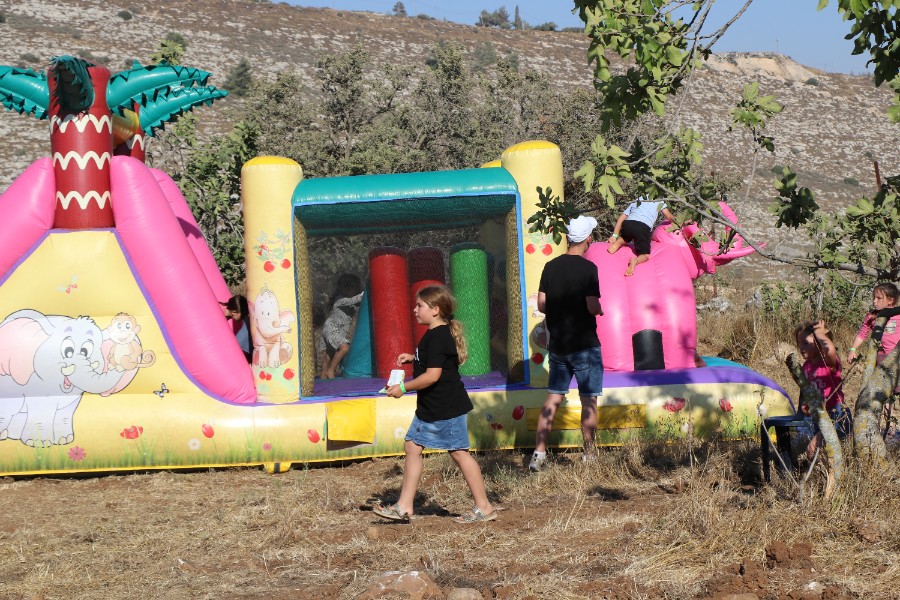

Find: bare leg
625;254;650;276
395;440;424;516
324;342;351;378
607;237;626;254
450;450;494;515
535;393;565;453
580;395;598;455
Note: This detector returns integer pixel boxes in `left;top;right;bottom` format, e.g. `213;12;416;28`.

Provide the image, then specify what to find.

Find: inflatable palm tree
0;55;227;228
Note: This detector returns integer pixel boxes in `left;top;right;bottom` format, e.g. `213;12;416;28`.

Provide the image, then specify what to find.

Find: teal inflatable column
450;243;490;375
342;286;373;377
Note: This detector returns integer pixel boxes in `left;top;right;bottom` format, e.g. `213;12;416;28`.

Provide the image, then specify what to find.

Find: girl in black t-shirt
374;285;496;524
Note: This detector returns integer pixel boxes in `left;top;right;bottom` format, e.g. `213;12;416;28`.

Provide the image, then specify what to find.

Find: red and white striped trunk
48;64;114;229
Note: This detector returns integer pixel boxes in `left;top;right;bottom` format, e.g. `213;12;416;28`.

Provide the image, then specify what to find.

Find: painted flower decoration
68;446;86;461
663;398;687;413
719;398;733;413
394;427;406;440
120;425;143;439
262;442;272;452
201;423;215;438
757;403;768;417
512;405;525;420
307;429;321;444
187;438;201;451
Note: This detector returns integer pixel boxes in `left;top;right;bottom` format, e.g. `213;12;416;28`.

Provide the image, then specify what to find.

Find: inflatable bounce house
0;57;793;476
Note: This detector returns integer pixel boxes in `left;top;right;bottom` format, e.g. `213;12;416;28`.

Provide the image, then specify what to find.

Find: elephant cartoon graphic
0;309;149;447
250;287;295;368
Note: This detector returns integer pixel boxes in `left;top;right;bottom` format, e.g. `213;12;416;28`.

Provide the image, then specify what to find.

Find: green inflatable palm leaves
139;85;229;137
107;62;212;110
0;66;49;119
49;55;95;112
0;57;228;138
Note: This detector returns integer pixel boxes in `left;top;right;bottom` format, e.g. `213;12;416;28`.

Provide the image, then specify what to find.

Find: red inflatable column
408;246;446;346
48;63;115;229
369;247;414;378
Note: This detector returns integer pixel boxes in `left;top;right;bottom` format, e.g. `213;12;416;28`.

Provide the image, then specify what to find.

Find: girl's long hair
417;284;468;365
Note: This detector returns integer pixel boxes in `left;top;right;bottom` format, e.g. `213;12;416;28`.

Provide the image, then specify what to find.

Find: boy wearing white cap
607;197;677;276
529;215;604;471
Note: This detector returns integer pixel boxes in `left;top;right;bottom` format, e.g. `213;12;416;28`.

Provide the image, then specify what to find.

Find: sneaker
528;452;546;472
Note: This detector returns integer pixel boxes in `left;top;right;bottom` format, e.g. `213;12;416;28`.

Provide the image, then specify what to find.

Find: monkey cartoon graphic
104;313;156;372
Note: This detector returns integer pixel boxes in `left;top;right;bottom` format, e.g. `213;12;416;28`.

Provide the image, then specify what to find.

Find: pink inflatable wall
584;208;753;371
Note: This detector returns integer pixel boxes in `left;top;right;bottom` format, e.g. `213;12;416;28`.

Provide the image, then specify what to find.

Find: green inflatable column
450;243;491;375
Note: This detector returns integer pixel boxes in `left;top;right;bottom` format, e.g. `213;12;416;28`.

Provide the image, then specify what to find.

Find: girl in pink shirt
848;282;900;365
795;319;851;440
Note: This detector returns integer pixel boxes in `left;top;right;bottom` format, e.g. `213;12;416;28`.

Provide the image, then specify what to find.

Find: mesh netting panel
343;287;374;377
505;209;524;381
293;223;315;396
450;243;491;376
408;246;446;283
369;247;414;379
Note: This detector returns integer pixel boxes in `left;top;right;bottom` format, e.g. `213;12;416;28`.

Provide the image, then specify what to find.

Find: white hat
566;215;597;243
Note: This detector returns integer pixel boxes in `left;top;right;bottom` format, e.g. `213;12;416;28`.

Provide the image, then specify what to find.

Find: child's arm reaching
847;314;873;363
812;320;839;368
661;207;678;225
607;212;628;243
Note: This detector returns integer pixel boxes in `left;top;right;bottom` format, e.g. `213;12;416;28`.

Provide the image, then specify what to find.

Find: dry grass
1;304;897;599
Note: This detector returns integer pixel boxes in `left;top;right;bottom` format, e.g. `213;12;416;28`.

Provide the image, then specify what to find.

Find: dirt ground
1;441;893;600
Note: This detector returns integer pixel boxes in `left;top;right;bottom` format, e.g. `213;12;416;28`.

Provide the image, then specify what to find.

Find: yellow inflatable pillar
500;141;564;387
241;157;303;403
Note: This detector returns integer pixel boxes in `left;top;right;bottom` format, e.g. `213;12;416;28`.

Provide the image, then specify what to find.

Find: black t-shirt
538;253;601;355
413;324;473;422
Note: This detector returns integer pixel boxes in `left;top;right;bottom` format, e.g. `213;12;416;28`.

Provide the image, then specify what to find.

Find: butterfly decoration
153;383;169;398
56;275;78;294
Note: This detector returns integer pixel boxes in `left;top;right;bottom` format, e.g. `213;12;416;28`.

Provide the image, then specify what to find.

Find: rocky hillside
1;0;896;279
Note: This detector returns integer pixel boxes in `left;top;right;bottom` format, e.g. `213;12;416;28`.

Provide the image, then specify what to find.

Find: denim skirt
406;413;471;451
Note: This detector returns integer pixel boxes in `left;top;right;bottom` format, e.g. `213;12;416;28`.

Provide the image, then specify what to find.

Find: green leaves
575;134;632;207
0;66;49;119
768;166;818;228
107;63;212;111
49;55;95;112
527;186;582;245
729;82;783;153
139;86;229;137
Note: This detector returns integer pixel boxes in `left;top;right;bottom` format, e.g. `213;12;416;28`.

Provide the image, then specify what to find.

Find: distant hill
1;0;896;279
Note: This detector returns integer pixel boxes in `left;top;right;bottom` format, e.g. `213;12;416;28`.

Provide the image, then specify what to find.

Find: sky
286;0;872;74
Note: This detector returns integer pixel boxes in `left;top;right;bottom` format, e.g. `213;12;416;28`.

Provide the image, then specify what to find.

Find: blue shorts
547;346;604;396
406;413;471;451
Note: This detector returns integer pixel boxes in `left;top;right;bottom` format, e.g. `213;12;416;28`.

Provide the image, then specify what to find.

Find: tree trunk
785;353;843;495
48;64;114;229
853;335;900;461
